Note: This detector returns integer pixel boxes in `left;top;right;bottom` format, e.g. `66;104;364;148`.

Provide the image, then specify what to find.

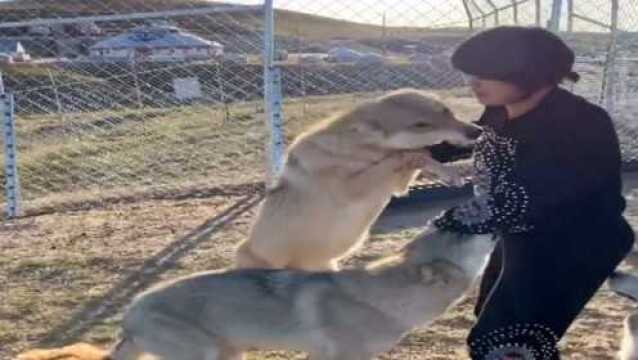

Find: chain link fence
0;0;637;216
271;0;637;108
270;0;638;178
0;1;271;216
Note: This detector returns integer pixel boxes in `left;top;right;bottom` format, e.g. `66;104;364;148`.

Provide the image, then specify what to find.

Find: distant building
327;47;363;63
298;53;328;64
28;21;102;36
327;47;385;65
0;40;31;62
89;25;223;62
357;53;385;65
408;53;433;64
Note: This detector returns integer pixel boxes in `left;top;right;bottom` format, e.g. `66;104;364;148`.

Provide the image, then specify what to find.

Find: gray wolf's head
609;271;638;301
620;311;638;360
403;229;494;281
608;271;638;360
626;312;638;334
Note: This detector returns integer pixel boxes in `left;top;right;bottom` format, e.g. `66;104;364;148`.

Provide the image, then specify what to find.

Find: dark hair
451;26;580;92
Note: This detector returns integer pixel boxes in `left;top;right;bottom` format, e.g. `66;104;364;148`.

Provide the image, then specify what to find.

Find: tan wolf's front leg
392;165;420;196
402;150;465;187
344;152;414;199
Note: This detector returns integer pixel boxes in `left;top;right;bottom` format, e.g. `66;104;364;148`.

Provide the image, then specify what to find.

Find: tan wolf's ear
352;118;387;138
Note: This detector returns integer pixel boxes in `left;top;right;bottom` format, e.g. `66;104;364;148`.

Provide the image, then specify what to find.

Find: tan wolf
236;88;482;271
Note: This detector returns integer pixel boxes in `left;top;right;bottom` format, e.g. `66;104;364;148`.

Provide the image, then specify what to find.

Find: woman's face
467;76;528;106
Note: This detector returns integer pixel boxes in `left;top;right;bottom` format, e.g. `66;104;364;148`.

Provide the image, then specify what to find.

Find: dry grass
0;193;259;357
3;185;638;359
3;89;638;359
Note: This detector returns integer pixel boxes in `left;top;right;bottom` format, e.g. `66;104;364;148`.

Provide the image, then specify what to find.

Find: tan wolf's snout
464;122;483;141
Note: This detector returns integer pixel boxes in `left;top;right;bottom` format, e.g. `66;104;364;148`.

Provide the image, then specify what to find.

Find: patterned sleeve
434;105;620;235
432;122;533;235
433;177;531;234
433;195;495;234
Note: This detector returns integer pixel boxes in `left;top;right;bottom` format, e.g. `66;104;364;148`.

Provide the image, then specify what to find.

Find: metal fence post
0;71;22;218
601;0;619;113
263;0;285;186
548;0;563;32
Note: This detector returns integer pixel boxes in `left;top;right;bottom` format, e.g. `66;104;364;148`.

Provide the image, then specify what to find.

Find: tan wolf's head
346;88;482;150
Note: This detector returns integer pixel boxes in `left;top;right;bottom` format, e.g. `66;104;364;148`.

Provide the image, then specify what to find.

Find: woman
431;26;635;359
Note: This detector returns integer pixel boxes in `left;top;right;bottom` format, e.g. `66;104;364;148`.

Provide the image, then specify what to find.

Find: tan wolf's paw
398;150;432;170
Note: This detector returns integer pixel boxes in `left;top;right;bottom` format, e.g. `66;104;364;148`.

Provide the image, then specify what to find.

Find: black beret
452;26;579;91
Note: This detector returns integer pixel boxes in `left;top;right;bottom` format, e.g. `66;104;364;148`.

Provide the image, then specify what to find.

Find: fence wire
0;0;636;215
0;1;270;214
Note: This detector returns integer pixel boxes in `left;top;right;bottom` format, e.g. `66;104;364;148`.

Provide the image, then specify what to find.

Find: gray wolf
608;271;638;360
17;229;494;360
236;88;482;271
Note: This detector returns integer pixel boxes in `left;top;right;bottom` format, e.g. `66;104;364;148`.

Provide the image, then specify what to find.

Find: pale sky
221;0;635;32
225;0;467;27
0;0;634;31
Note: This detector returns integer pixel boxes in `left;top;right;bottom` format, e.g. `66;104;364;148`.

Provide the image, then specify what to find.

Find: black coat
434;87;633;244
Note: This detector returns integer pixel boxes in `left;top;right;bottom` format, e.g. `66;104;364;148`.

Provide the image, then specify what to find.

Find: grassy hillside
0;0;453;41
0;0;633;47
0;0;216;14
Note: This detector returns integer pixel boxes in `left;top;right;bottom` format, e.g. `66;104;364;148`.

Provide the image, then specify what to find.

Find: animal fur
16;229;494;360
608;271;638;360
236;88;482;271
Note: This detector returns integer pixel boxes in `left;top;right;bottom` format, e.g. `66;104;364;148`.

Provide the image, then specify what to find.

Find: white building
327;47;363;63
0;40;31;62
357;53;385;65
89;25;223;62
298;53;328;64
327;47;385;64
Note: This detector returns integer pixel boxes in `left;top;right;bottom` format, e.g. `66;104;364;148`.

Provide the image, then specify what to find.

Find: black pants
468;220;634;360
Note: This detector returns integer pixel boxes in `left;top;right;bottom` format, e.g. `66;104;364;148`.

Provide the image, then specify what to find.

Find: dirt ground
3;173;638;360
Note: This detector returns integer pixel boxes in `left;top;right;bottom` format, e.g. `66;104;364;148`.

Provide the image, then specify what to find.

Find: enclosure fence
0;0;636;217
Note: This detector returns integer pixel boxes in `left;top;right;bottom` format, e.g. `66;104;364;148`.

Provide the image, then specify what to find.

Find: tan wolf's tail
16;342;110;360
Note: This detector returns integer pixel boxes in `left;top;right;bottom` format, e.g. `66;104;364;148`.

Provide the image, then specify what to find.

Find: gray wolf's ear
420;260;466;286
626;312;638;332
419;263;450;286
608;271;638;301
